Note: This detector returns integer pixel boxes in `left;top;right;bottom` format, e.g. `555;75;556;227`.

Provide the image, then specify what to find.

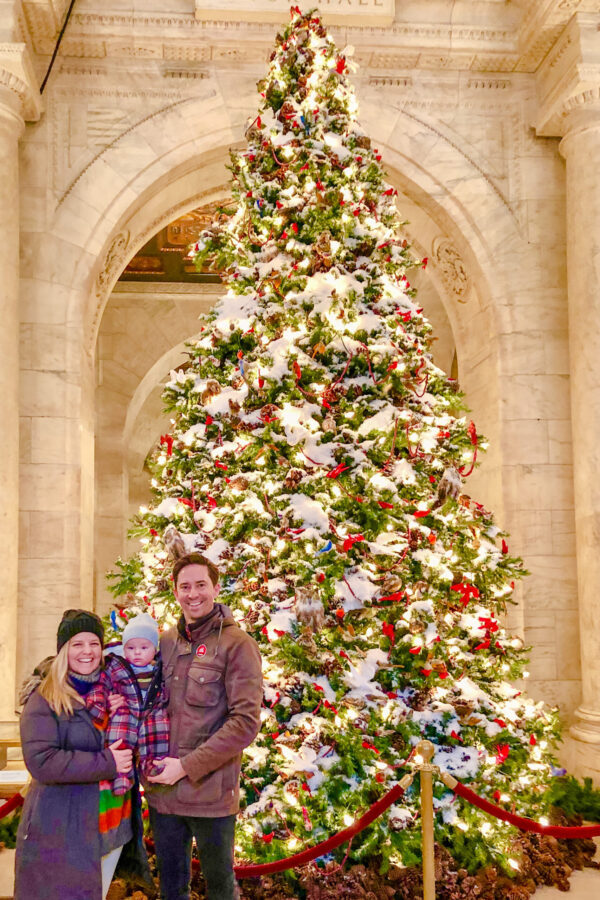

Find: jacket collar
175;603;235;659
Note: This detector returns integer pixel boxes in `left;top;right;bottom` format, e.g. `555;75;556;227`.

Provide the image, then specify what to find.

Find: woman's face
67;632;102;675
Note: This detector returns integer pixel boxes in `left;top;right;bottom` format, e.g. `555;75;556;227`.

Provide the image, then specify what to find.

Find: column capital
0;42;42;124
535;12;600;139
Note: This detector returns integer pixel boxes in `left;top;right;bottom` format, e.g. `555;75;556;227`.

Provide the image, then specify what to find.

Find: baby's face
124;637;156;667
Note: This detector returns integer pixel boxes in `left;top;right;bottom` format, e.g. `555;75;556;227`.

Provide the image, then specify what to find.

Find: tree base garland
113;817;599;900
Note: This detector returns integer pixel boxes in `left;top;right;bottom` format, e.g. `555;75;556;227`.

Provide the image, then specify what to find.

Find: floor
1;759;599;899
1;846;599;899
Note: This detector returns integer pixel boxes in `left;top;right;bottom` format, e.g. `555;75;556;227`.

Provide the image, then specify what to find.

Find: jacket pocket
185;665;223;708
176;767;224;804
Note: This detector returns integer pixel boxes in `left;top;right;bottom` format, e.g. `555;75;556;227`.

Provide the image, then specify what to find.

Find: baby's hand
109;692;127;714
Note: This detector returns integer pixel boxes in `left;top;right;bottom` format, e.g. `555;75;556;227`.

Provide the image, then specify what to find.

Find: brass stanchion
416;739;436;900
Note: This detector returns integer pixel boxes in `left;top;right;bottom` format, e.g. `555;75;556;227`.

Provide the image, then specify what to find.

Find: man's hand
108;692;127;714
147;757;186;785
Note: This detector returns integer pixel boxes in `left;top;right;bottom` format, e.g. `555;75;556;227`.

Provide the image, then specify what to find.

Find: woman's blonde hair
38;643;84;717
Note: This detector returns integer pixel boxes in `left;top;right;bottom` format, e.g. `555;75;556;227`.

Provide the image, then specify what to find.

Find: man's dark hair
173;553;219;588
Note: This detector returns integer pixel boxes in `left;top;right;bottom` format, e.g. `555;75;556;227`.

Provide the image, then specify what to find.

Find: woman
15;609;134;900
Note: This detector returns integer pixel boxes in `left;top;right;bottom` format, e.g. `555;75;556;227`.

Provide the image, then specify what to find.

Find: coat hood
18;656;54;708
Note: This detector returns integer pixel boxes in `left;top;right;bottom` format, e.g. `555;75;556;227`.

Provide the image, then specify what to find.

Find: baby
87;612;170;795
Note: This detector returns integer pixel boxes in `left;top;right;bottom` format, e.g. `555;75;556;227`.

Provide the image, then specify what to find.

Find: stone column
535;12;600;778
0;79;24;727
559;101;600;776
0;53;40;730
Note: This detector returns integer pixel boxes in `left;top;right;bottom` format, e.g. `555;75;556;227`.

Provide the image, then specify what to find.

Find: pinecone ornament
284;468;303;489
229;475;249;492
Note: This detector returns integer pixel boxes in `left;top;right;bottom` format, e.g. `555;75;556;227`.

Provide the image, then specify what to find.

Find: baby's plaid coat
86;651;170;795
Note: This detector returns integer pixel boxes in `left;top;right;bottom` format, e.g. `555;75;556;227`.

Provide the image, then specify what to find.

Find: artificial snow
343;648;388;699
213;291;257;331
287;493;329;532
357;402;398;437
152;497;187;518
203;384;249;416
279;402;321;445
265;607;296;639
433;745;480;779
335;568;379;610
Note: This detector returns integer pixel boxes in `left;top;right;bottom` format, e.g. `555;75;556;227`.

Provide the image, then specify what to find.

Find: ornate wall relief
95;229;130;299
431;237;471;304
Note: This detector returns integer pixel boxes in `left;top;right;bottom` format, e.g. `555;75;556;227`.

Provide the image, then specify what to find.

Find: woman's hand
109;740;133;773
108;692;127;714
147;757;186;785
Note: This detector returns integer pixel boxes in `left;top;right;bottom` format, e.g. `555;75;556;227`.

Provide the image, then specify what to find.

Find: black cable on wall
40;0;77;94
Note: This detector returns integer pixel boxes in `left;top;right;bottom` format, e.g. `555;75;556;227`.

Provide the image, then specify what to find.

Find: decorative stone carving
95;230;130;298
431;237;471;304
536;14;600;137
0;43;41;121
195;0;395;27
369;76;412;88
12;4;587;77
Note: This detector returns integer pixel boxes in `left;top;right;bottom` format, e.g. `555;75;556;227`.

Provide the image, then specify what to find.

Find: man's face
174;564;220;623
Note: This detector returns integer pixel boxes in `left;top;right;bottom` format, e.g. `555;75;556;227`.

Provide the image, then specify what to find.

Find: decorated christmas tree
109;5;572;885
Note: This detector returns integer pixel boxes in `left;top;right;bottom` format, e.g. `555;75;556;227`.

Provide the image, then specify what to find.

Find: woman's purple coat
14;689;119;900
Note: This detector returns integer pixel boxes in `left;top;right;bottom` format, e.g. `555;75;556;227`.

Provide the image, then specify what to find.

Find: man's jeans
149;807;239;900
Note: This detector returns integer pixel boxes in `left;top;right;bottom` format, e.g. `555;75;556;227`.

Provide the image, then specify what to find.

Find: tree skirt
109;829;598;900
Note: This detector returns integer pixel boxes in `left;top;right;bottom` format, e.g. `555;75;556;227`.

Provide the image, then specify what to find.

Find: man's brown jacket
146;603;263;818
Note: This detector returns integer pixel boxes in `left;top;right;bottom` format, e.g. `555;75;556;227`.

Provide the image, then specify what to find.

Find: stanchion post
416;739;436;900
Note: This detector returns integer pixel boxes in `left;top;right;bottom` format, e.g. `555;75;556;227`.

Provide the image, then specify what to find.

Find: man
147;552;263;900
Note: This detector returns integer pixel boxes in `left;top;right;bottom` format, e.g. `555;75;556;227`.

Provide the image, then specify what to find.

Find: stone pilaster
559;104;600;777
536;13;600;778
0;46;39;725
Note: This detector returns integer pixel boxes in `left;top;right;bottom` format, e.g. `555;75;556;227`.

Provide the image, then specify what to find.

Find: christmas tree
109;5;566;882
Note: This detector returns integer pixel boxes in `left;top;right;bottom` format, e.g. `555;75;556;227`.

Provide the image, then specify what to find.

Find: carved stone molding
13;6;543;76
0;43;41;121
14;0;598;78
536;13;600;137
89;185;230;350
431;237;471;304
95;230;130;300
195;0;395;27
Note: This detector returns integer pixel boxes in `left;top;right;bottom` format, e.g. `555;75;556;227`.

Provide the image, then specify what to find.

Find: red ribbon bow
342;534;364;552
160;434;174;457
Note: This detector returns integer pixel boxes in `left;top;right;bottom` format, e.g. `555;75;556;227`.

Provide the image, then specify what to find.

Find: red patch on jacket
196;645;207;657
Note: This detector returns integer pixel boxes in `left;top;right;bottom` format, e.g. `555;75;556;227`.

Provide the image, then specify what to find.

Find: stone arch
36;87;525;618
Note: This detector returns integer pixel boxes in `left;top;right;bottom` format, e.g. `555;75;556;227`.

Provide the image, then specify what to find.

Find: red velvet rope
145;779;409;878
0;792;24;820
451;781;600;839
